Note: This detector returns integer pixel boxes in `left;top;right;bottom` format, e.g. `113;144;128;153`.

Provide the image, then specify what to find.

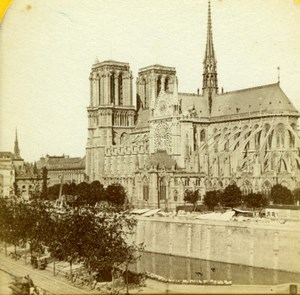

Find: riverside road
0;251;298;294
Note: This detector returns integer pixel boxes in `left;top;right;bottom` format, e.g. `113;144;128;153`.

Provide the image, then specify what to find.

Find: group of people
9;275;44;295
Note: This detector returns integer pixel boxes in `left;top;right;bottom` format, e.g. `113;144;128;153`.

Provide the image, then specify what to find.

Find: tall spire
202;0;218;112
14;128;20;158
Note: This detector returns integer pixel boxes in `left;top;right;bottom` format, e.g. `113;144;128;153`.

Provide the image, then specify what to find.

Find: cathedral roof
180;93;210;117
211;83;299;118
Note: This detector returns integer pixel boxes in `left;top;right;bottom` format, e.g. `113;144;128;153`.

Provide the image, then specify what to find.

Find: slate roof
37;156;85;170
211;83;299;117
180;93;210;117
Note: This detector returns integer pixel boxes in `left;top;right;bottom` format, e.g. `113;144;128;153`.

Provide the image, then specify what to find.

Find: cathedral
86;1;300;210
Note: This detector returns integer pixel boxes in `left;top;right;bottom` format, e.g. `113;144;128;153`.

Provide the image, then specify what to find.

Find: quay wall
132;216;300;273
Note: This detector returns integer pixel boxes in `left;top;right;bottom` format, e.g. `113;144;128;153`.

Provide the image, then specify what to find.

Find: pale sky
1;0;300;162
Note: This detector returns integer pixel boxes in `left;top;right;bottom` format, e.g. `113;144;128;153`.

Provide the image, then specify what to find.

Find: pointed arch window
164;77;169;91
118;74;123;106
157;77;162;96
110;73;115;104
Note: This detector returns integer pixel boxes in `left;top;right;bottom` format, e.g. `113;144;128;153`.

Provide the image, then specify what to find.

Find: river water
132;252;300;285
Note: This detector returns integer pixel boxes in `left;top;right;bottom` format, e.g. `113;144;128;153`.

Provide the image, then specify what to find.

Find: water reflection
132;252;300;285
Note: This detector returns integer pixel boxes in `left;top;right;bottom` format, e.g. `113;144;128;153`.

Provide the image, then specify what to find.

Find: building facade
0;131;42;199
86;1;300;210
37;155;86;186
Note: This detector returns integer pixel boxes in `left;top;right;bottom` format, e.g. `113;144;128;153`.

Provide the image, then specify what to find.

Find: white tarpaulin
142;209;161;217
131;208;151;215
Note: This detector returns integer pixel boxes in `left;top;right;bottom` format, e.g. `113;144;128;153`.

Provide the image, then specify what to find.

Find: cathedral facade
86;1;300;210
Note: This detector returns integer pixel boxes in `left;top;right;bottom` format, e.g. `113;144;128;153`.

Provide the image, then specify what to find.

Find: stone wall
133;216;300;273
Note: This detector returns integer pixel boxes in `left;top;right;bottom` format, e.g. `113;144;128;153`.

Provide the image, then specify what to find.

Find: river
132;252;300;285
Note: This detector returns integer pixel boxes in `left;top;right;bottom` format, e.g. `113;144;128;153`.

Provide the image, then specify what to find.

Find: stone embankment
132;215;300;273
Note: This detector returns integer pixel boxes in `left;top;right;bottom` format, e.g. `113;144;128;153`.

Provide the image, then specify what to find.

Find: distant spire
202;0;218;102
14;128;20;158
95;56;99;64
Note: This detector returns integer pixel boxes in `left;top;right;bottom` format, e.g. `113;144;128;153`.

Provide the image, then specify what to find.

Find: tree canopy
204;190;221;211
184;189;199;210
220;184;242;209
271;184;293;205
0;198;142;289
105;183;127;206
243;192;268;209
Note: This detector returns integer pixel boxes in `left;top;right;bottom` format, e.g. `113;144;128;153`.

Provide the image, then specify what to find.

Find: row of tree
45;181;127;206
0;198;142;289
184;183;300;211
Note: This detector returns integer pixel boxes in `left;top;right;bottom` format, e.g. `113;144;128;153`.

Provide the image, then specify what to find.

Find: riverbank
132;215;300;273
1;251;299;294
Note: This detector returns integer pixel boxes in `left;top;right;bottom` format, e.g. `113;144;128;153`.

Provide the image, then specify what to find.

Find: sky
1;0;300;162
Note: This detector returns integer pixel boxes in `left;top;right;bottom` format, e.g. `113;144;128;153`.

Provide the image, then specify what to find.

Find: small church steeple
202;0;218;112
14;128;21;159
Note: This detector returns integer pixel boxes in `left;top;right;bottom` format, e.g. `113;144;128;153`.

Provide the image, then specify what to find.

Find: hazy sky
1;0;300;162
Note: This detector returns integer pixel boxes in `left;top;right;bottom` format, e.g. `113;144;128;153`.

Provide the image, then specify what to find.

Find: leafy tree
204;190;221;211
184;189;199;211
243;192;268;209
40;167;48;199
89;181;105;205
105;183;127;206
293;188;300;205
220;184;242;209
271;184;293;205
76;181;90;203
68;181;77;196
27;200;53;265
47;184;60;198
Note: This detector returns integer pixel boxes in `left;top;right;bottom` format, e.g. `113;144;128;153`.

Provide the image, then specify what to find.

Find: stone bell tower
86;60;136;181
136;64;176;111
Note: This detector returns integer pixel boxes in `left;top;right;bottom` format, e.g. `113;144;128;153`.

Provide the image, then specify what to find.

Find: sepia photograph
0;0;300;294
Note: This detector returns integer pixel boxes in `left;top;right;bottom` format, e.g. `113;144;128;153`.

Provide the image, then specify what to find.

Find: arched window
118;74;123;106
143;79;147;108
142;177;149;201
184;178;189;186
120;133;127;145
262;181;272;197
157;77;162;96
193;126;197;151
242;181;252;195
164;77;169;91
276;123;285;148
159;177;166;200
173;190;178;202
200;130;206;142
110;73;115;104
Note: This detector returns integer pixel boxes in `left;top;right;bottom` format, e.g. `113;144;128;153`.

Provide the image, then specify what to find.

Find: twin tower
86;0;218;180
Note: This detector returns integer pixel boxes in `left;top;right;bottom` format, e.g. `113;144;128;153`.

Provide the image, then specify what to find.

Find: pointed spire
202;0;218;99
204;0;215;64
14;128;20;158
